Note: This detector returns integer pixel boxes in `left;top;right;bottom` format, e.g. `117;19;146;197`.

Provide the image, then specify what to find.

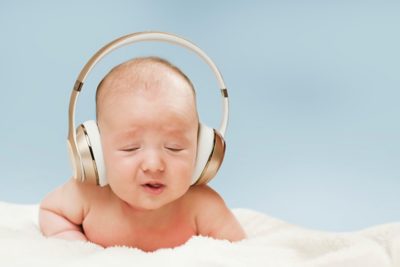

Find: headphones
67;31;229;187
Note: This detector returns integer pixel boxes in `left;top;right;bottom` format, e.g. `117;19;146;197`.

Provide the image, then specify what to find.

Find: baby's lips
141;182;166;195
141;182;165;188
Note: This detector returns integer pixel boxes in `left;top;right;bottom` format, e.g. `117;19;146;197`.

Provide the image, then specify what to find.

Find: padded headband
67;31;229;181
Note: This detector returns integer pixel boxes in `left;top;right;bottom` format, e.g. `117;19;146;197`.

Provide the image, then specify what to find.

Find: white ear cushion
191;124;215;185
82;120;108;187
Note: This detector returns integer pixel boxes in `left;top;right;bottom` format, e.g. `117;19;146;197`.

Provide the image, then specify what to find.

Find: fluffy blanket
0;201;399;267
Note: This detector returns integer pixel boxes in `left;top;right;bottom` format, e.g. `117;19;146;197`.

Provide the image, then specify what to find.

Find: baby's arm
39;179;88;241
193;186;246;242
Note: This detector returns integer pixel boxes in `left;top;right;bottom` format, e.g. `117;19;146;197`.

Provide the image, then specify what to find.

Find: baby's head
96;57;199;210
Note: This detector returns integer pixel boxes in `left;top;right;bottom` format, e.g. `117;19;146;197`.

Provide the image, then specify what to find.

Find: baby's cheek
112;158;133;175
104;157;127;181
176;163;195;185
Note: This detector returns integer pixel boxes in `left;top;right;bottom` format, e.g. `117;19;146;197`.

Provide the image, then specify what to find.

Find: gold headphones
66;31;229;186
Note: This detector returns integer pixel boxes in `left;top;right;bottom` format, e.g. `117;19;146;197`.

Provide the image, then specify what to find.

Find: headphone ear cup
75;120;107;186
192;124;226;185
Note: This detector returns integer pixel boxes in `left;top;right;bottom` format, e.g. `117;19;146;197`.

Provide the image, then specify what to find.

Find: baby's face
98;73;198;211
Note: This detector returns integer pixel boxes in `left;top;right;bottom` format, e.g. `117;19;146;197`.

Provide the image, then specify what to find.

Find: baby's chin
111;184;191;212
120;194;183;212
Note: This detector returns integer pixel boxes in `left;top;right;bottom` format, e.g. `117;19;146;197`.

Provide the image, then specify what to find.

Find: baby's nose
140;149;165;172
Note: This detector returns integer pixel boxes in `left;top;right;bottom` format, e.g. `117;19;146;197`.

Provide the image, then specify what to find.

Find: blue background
1;1;399;232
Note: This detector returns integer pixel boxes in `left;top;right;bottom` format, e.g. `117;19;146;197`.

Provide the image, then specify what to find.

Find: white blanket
0;201;399;267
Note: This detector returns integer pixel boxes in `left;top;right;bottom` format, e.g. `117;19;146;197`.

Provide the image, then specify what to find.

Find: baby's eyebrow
163;126;193;136
113;127;192;141
113;128;140;140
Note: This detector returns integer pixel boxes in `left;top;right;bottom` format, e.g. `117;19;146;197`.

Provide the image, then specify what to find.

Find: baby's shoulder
62;178;106;200
185;185;223;202
183;185;227;215
41;178;111;217
183;186;245;241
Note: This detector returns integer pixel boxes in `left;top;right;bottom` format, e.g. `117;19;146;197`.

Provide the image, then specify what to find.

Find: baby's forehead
96;57;199;127
100;91;199;138
107;89;197;124
98;58;194;98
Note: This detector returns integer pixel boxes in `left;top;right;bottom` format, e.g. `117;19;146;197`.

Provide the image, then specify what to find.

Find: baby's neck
117;198;180;230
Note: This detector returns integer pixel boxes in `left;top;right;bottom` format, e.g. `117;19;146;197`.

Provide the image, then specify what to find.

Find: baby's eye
165;146;184;152
120;147;140;152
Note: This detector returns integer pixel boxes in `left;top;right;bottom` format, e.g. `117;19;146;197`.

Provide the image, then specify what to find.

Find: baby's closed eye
164;145;184;152
119;145;141;152
117;145;185;153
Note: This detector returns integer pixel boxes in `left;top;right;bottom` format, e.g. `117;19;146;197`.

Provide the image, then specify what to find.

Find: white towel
0;201;399;267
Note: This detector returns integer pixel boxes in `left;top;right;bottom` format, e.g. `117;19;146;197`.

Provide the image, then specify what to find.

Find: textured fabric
0;202;399;267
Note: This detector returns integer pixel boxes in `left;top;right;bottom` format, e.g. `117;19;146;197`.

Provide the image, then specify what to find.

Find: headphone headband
67;31;229;182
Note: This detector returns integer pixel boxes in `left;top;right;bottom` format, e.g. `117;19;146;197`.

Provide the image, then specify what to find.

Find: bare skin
39;58;245;252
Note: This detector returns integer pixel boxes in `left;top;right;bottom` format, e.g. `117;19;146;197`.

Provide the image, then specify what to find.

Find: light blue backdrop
1;1;399;231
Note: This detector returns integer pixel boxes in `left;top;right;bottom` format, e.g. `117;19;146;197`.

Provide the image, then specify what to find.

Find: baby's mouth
144;183;164;188
141;182;166;195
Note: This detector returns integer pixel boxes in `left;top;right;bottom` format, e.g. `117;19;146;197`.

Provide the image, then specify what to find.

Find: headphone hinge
73;80;83;92
221;88;228;98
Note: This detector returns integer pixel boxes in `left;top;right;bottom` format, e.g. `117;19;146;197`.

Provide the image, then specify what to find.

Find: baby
39;56;246;252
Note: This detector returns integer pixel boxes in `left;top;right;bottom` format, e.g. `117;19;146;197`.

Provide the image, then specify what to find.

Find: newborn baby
39;57;246;252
